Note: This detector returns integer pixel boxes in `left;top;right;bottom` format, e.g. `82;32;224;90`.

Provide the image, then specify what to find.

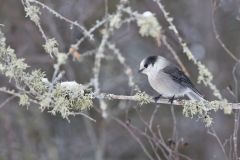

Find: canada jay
139;56;204;103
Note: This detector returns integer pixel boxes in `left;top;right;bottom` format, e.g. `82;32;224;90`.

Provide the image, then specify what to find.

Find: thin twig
30;0;93;40
0;96;16;109
207;127;229;160
232;62;240;159
233;111;240;159
211;0;239;62
69;112;96;122
149;105;159;129
170;105;177;144
114;118;155;160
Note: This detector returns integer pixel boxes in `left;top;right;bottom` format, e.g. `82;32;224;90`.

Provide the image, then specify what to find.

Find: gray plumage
139;56;204;101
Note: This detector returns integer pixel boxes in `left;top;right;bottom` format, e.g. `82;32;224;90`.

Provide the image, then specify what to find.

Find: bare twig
114;118;155;160
207;127;229;160
232;62;240;159
71;17;108;50
69;112;96;122
170;105;178;143
0;96;16;109
29;0;93;40
211;0;239;62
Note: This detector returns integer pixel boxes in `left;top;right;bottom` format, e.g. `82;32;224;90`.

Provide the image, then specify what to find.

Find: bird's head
139;56;169;76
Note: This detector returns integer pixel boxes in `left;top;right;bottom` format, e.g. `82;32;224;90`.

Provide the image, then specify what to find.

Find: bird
138;55;204;103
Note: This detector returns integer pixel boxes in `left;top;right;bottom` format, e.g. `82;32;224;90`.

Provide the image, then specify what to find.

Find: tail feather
186;91;205;101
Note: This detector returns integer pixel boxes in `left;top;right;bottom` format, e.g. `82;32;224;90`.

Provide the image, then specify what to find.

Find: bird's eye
144;64;148;68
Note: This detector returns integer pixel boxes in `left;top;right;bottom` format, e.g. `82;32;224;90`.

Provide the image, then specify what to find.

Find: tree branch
97;93;240;110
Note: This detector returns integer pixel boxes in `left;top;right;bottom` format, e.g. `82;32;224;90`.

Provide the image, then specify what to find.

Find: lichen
182;100;205;118
223;104;232;114
202;115;213;127
110;13;122;29
19;94;30;107
24;5;41;24
27;70;47;93
56;53;68;66
182;99;232;127
135;91;151;105
71;94;93;110
0;29;92;121
43;38;59;57
197;62;213;85
137;11;162;45
182;100;213;127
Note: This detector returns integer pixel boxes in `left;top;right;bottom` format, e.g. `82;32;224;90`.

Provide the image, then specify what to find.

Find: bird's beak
138;68;144;73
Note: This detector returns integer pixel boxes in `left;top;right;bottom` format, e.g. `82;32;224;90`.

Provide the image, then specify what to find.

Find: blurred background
0;0;240;159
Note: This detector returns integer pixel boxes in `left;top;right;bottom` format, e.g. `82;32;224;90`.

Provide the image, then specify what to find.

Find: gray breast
148;71;188;97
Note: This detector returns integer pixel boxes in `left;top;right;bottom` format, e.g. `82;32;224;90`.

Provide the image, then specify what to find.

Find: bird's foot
153;94;162;103
168;95;175;104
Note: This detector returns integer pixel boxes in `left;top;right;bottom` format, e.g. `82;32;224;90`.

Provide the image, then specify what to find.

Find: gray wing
162;65;201;96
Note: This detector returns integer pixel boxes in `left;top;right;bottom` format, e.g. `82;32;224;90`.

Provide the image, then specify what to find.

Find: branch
97;93;240;110
29;0;93;40
0;96;16;109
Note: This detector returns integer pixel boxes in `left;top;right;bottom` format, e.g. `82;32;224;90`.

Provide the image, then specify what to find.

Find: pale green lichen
135;91;151;105
0;46;28;81
182;99;232;127
19;94;30;107
5;58;28;79
182;100;213;127
53;83;93;110
24;5;41;24
137;11;162;45
43;38;68;66
208;83;223;100
182;43;196;62
209;100;231;114
50;96;70;119
223;104;232;114
39;94;52;111
38;82;93;119
197;62;213;85
0;29;92;121
27;70;47;93
56;53;68;66
208;100;223;111
0;31;6;46
110;13;122;29
43;38;59;57
202;115;213;127
70;94;93;110
182;100;205;118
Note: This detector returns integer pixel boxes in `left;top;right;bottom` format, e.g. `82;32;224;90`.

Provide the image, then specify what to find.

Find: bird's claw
153;95;162;103
168;95;175;104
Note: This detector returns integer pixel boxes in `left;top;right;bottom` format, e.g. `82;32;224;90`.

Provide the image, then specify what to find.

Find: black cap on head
144;56;157;67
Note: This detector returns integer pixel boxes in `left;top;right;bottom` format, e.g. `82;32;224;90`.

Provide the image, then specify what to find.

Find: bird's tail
186;90;205;101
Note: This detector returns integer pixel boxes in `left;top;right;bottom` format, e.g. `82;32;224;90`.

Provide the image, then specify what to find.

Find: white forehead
139;59;146;68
